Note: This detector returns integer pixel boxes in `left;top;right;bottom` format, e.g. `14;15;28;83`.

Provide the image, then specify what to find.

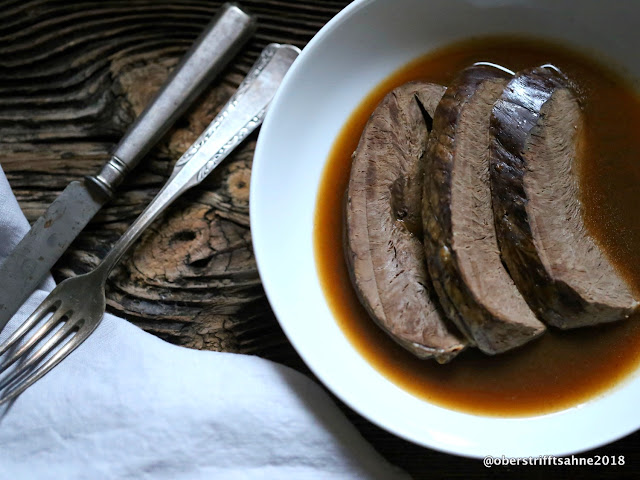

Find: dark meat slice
490;66;639;328
344;81;466;363
422;65;546;354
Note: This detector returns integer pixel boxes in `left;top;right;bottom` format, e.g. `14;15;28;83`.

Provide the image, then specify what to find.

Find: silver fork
0;43;300;405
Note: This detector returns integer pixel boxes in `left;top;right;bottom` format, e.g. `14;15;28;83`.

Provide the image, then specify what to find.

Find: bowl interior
250;0;640;457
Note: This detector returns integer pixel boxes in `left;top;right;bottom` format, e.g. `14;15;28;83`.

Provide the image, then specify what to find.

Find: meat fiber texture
344;81;466;363
422;65;546;355
489;66;638;328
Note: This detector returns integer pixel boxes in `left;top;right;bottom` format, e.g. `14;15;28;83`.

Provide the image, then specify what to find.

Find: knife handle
87;3;256;197
96;44;299;275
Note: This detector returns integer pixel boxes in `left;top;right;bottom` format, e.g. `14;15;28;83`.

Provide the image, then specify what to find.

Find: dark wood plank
1;1;639;478
0;0;333;361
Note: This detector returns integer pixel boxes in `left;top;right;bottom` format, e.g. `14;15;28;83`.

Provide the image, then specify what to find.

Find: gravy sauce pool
313;37;640;417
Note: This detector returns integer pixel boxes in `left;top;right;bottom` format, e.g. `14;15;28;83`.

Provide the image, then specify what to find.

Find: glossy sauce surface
314;37;640;417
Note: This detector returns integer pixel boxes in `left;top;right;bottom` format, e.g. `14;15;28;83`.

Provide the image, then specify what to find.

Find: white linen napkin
0;166;409;480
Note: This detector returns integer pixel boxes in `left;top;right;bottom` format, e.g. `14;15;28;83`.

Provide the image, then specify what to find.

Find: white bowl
250;0;640;457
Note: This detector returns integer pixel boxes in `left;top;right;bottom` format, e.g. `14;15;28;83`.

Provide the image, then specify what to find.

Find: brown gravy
313;37;640;417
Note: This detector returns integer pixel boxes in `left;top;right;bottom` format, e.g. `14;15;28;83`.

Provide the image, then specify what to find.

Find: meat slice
344;81;466;363
422;65;546;354
490;66;639;328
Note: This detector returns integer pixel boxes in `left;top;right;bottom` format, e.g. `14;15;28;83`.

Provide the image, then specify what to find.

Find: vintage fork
0;43;299;404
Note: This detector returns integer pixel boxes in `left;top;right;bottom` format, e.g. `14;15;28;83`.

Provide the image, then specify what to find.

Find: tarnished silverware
0;3;256;334
0;43;300;404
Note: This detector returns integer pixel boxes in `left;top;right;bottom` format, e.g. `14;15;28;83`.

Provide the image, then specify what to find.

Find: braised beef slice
344;81;466;363
422;65;546;354
490;66;638;328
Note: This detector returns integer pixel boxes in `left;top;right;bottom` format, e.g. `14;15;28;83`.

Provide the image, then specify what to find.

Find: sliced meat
344;81;467;363
490;66;639;328
422;65;546;354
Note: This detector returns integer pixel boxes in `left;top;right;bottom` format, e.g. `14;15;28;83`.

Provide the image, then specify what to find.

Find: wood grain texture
0;0;332;360
2;1;639;478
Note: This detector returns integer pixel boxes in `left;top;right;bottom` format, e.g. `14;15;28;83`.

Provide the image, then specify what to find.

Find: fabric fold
0;166;408;480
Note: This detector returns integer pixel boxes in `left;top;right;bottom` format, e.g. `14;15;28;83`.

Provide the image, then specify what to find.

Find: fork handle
87;3;256;197
94;43;299;279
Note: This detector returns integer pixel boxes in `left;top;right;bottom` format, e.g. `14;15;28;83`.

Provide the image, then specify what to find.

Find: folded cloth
0;167;408;480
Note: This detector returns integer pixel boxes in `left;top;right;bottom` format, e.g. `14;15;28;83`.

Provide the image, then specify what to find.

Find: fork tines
0;298;86;405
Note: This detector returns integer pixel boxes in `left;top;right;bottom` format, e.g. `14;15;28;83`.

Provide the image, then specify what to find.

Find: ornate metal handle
87;3;256;197
95;43;300;277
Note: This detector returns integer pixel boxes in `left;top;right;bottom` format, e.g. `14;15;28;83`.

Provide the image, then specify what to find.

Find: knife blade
0;3;256;333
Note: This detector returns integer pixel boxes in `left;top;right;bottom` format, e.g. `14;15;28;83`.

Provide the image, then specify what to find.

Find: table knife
0;3;256;333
